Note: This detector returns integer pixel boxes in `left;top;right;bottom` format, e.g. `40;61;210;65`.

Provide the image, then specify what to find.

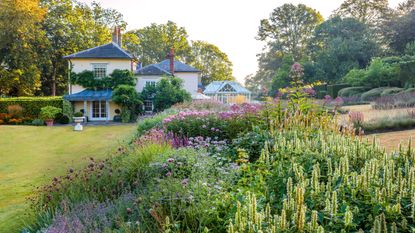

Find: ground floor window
92;101;107;119
144;100;153;113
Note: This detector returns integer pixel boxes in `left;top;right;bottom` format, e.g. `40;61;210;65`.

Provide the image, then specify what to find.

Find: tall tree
335;0;391;25
258;3;323;60
310;16;379;83
189;40;233;85
125;21;191;66
396;0;415;15
384;10;415;54
39;0;126;96
0;0;46;96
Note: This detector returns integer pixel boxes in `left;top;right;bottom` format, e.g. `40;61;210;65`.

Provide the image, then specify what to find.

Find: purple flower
166;171;172;177
167;158;174;163
181;178;189;186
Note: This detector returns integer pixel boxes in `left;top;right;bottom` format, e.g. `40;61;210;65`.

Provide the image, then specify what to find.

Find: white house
64;28;201;120
135;49;201;112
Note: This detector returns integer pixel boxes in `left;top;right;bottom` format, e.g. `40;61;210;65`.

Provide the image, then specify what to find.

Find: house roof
63;42;134;60
203;81;251;95
136;59;200;75
64;89;113;101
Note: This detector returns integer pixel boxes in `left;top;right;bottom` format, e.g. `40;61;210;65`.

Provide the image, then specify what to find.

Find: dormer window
92;63;107;78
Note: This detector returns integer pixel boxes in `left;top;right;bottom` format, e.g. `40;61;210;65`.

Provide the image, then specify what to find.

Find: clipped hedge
338;86;367;98
327;84;349;98
380;87;404;96
0;97;63;117
361;87;389;101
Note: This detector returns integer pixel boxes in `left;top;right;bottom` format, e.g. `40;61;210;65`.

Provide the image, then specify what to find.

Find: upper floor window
92;63;107;78
145;81;156;87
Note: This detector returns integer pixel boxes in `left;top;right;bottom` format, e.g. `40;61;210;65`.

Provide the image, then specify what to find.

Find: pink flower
181;178;189;186
166;171;172;177
167;158;174;163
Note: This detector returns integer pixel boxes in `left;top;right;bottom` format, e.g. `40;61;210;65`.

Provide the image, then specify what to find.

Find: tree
258;4;323;60
0;0;46;96
112;85;142;122
311;17;379;83
189;40;233;85
396;0;415;15
124;21;191;65
334;0;391;25
384;11;415;54
39;0;126;96
141;76;191;112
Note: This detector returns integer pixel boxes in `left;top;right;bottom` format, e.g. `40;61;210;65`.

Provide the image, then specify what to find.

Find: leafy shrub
232;127;273;162
380;87;404;96
327;84;349;98
73;112;83;117
112;85;143;123
338;86;366;97
135;109;178;138
40;106;62;120
7;104;23;118
58;115;70;124
361;87;389;101
404;87;415;93
72;69;136;90
141;77;191;112
363;115;415;132
31;119;44;126
0;97;62;117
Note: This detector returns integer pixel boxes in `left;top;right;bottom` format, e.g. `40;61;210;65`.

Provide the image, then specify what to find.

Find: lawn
365;129;415;152
0;125;135;233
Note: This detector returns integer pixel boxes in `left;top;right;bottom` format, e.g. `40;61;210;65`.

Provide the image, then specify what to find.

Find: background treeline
246;0;415;98
0;0;234;97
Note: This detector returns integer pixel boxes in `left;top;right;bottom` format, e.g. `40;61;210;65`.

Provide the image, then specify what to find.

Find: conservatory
203;81;252;104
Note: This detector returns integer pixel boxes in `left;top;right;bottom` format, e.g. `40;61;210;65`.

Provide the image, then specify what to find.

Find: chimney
117;27;122;47
167;48;175;75
112;27;118;44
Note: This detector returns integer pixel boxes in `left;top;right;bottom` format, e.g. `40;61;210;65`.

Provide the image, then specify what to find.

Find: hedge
0;97;63;117
327;84;349;98
380;87;404;96
338;86;367;98
361;87;389;101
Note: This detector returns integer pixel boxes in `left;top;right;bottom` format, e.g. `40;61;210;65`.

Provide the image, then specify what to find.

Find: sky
79;0;405;83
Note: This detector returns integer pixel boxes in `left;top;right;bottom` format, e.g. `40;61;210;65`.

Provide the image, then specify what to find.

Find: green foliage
189;40;234;85
125;21;191;65
72;69;136;90
338;86;367;97
136;109;178;137
31;119;44;126
327;84;350;98
0;97;63;117
39;106;62;120
258;3;323;60
363;115;415;132
311;17;379;84
334;0;390;25
343;58;400;88
381;87;404;96
361;87;389;101
112;85;142;123
73;112;83;117
386;11;415;54
141;76;191;112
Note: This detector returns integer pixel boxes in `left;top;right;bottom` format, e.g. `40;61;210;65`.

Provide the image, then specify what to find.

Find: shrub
73;112;83;117
327;84;349;98
40;106;62;120
361;87;389;101
0;97;62;117
58;115;70;124
112;85;143;123
7;104;24;118
338;86;366;98
404;87;415;93
380;87;404;96
372;91;415;109
32;119;44;126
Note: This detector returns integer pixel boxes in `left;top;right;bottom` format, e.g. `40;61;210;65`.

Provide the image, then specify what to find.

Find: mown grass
0;125;134;233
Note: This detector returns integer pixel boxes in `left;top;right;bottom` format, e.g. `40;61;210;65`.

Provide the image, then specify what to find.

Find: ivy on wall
71;69;136;90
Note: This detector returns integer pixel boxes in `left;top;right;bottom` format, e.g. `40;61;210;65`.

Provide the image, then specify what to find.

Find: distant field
0;125;135;233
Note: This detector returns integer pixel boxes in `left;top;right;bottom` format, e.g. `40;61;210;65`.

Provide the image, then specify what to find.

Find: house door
90;101;107;121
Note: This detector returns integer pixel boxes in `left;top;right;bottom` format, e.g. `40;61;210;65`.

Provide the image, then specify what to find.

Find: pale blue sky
80;0;405;82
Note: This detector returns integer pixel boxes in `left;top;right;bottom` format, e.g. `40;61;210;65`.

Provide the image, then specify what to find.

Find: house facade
135;51;201;112
64;28;201;120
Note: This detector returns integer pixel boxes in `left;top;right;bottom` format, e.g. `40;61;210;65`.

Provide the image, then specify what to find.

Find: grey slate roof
64;42;134;59
203;81;251;95
64;89;113;101
136;59;200;75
